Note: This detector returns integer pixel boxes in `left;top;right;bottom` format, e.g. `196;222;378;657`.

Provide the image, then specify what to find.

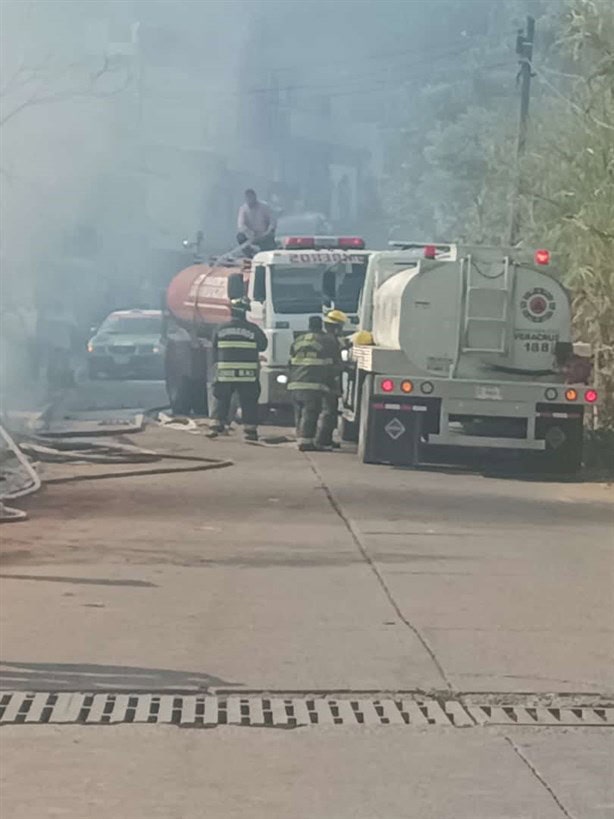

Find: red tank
166;260;250;334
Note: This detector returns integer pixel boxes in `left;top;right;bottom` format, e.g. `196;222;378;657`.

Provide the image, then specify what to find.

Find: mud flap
370;403;423;466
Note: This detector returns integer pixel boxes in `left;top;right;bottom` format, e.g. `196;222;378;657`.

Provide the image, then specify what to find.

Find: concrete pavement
1;384;613;816
2;725;612;819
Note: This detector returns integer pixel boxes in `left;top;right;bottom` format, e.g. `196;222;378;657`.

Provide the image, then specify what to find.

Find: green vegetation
386;0;614;428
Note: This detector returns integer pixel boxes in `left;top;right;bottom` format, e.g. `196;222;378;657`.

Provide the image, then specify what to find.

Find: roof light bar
283;236;315;249
282;236;365;251
337;236;365;250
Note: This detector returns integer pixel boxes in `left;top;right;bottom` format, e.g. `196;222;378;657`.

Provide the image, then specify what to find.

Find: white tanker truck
341;243;598;473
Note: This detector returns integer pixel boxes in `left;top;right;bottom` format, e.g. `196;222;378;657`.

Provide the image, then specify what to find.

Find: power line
239;42;510;99
533;65;614;132
260;34;480;74
271;59;515;110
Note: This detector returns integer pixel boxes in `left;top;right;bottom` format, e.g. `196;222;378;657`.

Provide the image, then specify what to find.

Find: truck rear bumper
427;431;545;450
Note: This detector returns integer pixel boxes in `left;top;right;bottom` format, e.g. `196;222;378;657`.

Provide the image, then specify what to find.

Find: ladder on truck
461;254;512;355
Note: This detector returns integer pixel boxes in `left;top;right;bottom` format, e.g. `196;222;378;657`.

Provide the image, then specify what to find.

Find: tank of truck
371;247;572;380
166;262;247;337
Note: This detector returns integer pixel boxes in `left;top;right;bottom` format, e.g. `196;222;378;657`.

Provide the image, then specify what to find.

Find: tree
0;54;131;130
385;0;614;429
522;0;614;427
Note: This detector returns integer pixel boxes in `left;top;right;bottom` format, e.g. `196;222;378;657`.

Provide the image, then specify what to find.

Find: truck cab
162;235;371;416
244;236;370;408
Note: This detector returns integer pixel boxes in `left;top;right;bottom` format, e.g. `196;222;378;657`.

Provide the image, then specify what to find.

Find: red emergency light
424;245;437;259
283;236;316;249
338;236;365;250
535;249;550;265
282;236;365;251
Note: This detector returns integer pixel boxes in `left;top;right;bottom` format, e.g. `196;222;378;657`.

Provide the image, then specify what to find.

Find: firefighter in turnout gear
210;297;268;441
315;309;348;450
288;315;341;452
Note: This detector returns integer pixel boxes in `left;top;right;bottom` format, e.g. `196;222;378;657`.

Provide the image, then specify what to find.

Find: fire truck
342;243;598;473
163;236;369;416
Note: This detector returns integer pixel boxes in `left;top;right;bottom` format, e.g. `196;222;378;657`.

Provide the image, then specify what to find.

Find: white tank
372;249;571;380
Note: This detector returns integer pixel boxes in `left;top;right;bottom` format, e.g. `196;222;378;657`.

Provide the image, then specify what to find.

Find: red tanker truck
162;236;370;416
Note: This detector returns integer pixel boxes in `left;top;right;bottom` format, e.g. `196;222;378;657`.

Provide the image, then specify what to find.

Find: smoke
0;0;526;407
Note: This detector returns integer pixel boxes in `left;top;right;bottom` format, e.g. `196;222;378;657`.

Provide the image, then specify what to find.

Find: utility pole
509;15;535;246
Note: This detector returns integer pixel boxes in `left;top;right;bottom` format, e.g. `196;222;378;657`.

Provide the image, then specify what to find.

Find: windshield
101;316;161;335
270;262;367;314
335;262;368;313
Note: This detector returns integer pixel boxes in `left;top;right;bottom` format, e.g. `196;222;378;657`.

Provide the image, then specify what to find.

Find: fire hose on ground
0;419;233;522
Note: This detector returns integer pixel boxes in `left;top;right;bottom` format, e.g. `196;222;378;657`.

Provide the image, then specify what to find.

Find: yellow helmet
324;309;348;326
351;330;374;346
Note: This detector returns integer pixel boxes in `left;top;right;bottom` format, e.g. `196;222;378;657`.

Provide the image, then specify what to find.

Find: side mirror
227;272;245;301
253;265;266;303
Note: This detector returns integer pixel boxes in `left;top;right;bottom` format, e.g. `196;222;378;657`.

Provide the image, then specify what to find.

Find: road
1;379;613;818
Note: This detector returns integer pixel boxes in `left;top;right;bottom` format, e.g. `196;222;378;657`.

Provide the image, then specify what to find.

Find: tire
340;415;358;443
531;417;584;475
357;374;377;464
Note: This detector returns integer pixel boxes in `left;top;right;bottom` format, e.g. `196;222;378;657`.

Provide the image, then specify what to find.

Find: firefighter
209;297;268;441
288;315;341;452
314;309;348;450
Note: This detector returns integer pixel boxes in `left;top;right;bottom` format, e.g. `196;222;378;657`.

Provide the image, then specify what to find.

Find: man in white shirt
236;189;277;253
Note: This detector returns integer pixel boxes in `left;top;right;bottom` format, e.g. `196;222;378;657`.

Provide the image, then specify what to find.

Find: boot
298;441;316;452
244;427;258;442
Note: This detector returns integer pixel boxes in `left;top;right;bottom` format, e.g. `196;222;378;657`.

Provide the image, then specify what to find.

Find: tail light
584;389;598;403
381;379;394;393
420;381;434;395
401;380;413;393
544;387;558;401
424;245;437;259
535;249;550;265
564;388;578;401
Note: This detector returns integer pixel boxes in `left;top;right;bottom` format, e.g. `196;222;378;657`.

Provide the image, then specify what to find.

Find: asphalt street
1;378;612;818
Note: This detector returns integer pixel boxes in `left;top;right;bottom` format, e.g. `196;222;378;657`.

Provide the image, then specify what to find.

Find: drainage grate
0;693;612;727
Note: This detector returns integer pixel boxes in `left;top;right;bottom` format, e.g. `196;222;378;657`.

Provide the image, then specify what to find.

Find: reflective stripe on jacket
287;332;340;393
213;319;268;383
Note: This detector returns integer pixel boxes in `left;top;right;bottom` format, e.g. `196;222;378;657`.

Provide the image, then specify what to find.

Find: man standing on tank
236;189;277;253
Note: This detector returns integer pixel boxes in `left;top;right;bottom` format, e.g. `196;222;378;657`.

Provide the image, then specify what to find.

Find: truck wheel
532;417;584;475
357;374;377;464
340;415;358;443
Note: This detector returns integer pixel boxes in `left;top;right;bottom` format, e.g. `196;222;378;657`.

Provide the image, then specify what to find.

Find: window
101;316;162;334
270;261;367;315
270;267;323;314
335;262;368;313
